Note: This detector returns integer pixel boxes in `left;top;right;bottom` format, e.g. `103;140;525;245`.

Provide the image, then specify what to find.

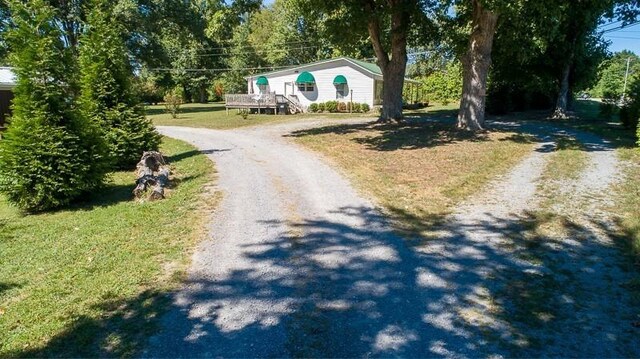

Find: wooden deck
225;94;303;114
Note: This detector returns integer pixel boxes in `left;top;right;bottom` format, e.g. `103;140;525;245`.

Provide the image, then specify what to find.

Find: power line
147;64;296;73
600;20;640;33
191;45;320;58
194;40;315;52
602;35;640;39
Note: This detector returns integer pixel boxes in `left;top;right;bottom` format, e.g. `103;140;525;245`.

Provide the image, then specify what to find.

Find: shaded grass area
147;102;373;130
0;138;218;357
485;209;639;356
289;114;536;236
616;149;640;259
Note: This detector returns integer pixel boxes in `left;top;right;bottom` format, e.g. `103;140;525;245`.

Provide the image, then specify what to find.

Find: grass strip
0;137;218;357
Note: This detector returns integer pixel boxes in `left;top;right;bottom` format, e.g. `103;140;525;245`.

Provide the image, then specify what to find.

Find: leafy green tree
0;0;109;211
294;0;436;122
418;60;463;103
79;0;160;169
0;1;11;65
591;51;640;98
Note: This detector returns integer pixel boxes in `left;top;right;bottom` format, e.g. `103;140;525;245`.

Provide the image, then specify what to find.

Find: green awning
333;75;347;85
256;76;269;86
295;71;315;84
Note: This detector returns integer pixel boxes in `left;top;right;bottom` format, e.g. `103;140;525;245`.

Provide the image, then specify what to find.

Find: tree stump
133;151;170;200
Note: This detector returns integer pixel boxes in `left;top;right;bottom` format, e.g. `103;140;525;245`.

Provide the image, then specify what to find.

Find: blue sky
601;22;640;55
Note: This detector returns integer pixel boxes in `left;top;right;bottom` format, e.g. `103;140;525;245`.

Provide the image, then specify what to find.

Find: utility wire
193;40;316;52
191;45;320;58
147;64;296;73
599;20;640;33
602;35;640;39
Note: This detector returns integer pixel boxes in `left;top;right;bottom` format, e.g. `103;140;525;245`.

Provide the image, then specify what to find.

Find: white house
0;67;16;128
244;57;419;110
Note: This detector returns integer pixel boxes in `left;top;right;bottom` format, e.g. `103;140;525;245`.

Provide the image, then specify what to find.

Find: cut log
150;167;170;201
133;151;170;200
139;151;166;172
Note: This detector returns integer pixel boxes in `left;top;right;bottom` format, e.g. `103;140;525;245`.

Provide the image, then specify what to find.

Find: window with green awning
256;76;269;85
295;71;315;84
333;75;347;85
296;71;315;92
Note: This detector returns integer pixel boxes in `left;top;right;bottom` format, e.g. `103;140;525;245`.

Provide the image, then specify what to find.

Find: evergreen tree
0;0;110;212
79;0;160;169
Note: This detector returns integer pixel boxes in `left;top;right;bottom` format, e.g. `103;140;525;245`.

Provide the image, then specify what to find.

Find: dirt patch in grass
0;137;218;357
290;118;536;236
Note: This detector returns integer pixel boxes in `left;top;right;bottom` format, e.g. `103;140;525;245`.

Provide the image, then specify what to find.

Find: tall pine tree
0;0;110;212
79;0;160;169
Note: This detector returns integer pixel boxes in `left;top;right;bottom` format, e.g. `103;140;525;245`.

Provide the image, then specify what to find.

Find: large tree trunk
457;0;498;131
552;62;572;119
364;0;410;122
380;56;408;121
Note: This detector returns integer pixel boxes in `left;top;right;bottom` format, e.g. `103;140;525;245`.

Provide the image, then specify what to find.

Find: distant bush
309;101;370;113
599;91;618;120
236;109;249;119
620;106;637;130
164;87;185;119
620;78;640;142
324;101;338;113
210;81;225;102
416;61;462;105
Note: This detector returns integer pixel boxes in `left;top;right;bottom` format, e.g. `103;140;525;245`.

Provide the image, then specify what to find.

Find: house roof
0;67;16;86
245;57;419;83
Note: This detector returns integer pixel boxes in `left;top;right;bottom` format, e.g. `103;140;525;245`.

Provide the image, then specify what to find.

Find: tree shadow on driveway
7;205;638;358
142;204;638;357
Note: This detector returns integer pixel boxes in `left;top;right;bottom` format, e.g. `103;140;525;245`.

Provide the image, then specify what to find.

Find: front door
284;82;294;96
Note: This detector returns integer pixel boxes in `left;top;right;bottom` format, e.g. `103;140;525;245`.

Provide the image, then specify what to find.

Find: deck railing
225;93;277;108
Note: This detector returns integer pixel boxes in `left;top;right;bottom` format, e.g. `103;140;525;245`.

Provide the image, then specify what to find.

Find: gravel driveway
144;119;639;358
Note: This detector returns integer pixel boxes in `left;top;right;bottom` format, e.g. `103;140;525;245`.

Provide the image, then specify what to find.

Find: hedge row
308;101;371;113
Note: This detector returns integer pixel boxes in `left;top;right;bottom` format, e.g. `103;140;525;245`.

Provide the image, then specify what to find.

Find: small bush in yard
308;103;319;112
236;109;249;119
599;91;618;120
361;103;371;113
79;0;160;169
337;102;347;112
352;102;362;113
318;102;326;112
325;101;338;113
0;0;110;211
164;87;185;119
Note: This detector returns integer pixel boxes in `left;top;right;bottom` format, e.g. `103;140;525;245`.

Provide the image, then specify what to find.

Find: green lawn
290;107;536;237
0;137;218;357
146;102;374;129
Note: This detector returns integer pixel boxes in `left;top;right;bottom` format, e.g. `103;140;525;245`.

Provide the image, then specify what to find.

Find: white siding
0;67;16;91
245;59;379;109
